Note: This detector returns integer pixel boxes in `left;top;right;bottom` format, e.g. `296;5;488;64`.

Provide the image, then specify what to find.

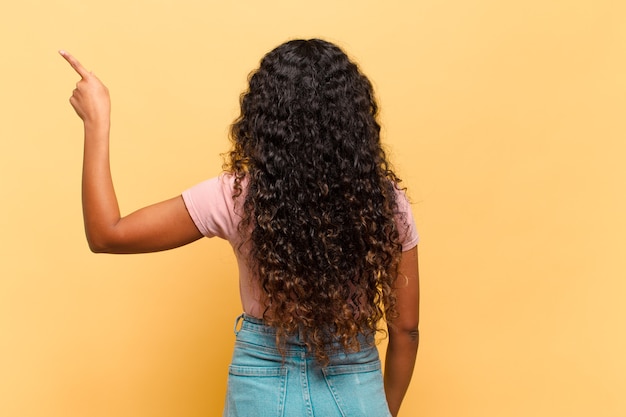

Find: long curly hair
225;39;405;364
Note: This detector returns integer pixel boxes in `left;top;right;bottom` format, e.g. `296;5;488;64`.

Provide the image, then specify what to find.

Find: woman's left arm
384;246;420;416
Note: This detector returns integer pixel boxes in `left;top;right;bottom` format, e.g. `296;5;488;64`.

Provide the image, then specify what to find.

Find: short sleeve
181;174;240;241
394;188;419;251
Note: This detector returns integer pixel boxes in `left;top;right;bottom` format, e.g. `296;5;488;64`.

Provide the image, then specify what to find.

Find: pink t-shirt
182;173;419;316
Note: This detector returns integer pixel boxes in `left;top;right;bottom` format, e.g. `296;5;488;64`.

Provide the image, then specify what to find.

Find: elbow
83;220;127;253
406;327;420;344
391;311;419;333
88;242;109;253
393;323;420;341
389;326;420;349
389;317;420;343
87;237;112;253
85;230;120;254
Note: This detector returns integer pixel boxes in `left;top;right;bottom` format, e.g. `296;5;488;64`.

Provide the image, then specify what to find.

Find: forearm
384;329;419;417
81;121;120;252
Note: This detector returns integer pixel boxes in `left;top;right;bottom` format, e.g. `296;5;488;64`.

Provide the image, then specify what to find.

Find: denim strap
233;313;245;336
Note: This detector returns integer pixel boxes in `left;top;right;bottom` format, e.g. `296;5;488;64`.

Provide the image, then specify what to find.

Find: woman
60;38;419;417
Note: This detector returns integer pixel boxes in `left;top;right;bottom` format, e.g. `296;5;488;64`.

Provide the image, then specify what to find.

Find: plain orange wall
1;1;625;416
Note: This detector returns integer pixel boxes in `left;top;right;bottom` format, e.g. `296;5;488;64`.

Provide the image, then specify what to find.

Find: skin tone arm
385;245;419;417
60;51;203;253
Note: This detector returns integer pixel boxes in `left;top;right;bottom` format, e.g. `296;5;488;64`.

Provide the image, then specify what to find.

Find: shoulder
391;184;419;251
181;172;246;240
184;172;246;197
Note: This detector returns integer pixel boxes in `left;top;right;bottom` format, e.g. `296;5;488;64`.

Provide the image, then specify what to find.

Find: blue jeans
223;314;392;417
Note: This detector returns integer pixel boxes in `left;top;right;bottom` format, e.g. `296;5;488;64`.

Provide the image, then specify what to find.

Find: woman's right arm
61;51;203;254
384;246;420;417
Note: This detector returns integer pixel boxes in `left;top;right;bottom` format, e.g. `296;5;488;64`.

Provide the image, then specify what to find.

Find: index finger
59;50;90;79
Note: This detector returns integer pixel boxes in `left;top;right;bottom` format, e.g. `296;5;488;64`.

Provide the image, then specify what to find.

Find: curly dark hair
225;39;405;364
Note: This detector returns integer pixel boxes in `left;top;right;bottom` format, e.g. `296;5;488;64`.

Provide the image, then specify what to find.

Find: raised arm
60;51;203;253
384;245;420;417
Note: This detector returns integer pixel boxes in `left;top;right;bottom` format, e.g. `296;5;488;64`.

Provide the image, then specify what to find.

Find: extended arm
60;51;203;253
384;245;419;417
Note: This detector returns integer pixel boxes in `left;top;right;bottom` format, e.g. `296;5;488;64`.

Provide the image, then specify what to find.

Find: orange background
1;1;625;416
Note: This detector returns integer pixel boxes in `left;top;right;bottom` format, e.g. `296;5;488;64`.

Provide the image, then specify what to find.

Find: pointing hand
60;50;110;127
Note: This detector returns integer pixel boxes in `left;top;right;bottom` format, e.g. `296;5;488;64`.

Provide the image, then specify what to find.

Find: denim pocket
224;365;288;417
322;360;392;417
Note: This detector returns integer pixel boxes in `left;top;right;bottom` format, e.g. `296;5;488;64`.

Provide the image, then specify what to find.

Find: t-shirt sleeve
181;174;239;240
395;187;419;251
